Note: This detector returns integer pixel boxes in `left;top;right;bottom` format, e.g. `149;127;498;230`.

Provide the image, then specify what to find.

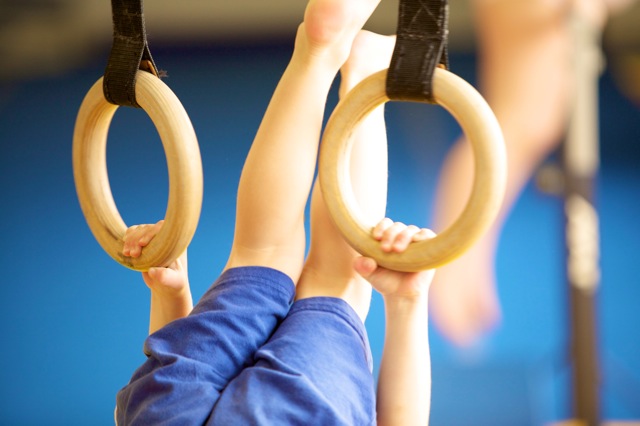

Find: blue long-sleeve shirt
116;266;376;425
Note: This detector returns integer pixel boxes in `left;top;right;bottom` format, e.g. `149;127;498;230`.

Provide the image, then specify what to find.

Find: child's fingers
139;220;165;247
123;222;164;257
140;220;165;246
390;224;422;252
123;225;141;257
380;221;408;252
412;228;436;242
139;231;153;247
372;217;393;240
391;227;436;252
374;219;436;252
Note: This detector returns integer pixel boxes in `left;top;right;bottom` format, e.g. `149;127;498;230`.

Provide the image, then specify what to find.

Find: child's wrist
151;290;193;315
150;285;191;305
383;291;429;311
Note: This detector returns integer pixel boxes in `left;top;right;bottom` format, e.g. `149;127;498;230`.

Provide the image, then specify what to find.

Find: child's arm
355;219;435;426
123;220;193;334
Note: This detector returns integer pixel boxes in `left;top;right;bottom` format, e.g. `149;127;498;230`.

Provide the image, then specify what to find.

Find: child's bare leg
296;31;396;321
430;0;573;346
225;0;381;284
429;0;625;346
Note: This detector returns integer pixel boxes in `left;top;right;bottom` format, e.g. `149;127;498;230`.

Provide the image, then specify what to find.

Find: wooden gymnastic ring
319;68;506;272
73;71;203;271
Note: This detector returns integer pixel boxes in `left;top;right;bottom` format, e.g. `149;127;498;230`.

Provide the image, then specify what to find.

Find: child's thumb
148;267;161;279
353;256;378;278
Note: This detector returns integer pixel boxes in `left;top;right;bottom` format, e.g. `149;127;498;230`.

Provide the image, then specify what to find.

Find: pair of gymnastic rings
73;3;507;274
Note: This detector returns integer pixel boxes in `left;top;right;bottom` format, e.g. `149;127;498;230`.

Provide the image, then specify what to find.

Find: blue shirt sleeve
207;297;376;426
116;267;295;426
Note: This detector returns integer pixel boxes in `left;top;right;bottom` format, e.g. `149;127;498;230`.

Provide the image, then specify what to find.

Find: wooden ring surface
319;68;507;272
73;71;203;271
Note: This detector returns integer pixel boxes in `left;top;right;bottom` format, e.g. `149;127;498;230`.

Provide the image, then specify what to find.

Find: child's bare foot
339;30;396;97
574;0;635;29
296;0;381;69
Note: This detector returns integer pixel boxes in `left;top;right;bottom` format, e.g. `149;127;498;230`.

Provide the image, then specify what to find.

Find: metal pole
563;10;603;426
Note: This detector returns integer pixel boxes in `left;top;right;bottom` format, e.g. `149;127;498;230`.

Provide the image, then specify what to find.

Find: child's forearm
376;294;431;426
149;290;193;335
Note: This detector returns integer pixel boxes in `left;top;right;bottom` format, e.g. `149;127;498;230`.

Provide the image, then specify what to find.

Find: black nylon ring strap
386;0;450;103
103;0;159;108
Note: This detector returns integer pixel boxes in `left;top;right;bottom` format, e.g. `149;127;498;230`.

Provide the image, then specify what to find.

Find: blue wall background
1;39;639;425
